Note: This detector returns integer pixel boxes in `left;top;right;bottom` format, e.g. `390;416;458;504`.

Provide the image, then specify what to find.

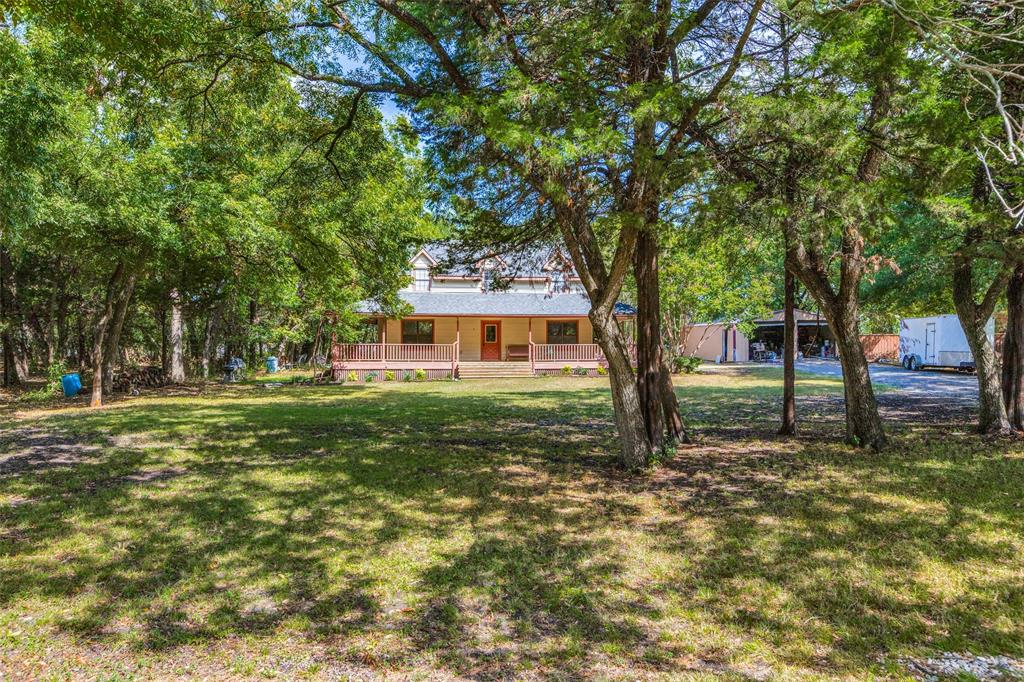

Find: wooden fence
860;334;899;362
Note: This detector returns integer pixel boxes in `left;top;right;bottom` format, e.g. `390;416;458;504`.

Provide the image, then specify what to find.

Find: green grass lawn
1;367;1021;680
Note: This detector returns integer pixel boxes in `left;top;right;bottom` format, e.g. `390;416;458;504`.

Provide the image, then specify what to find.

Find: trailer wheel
901;356;910;370
908;355;920;371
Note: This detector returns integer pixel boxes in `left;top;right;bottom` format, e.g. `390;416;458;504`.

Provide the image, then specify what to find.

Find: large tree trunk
1002;262;1024;429
635;231;687;447
556;200;654;468
830;311;886;448
952;254;1010;434
102;271;137;395
779;267;797;436
169;288;186;383
591;310;651;470
90;263;124;408
635;229;667;450
784;248;887;450
964;322;1007;435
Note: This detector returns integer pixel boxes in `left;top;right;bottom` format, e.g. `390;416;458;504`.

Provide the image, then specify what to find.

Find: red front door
481;320;501;361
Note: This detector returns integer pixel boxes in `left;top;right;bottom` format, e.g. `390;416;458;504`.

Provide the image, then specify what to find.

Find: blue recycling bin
266;356;279;373
61;372;82;397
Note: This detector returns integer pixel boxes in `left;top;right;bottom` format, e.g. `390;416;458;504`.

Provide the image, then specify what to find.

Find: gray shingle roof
356;291;636;317
419;243;572;279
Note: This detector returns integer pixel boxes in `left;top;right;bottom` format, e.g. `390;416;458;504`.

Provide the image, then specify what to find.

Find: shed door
925;322;937;363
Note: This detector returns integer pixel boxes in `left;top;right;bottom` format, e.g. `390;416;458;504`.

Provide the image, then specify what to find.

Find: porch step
458;361;534;379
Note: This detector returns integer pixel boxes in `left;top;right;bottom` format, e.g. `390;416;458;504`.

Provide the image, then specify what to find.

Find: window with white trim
550;269;567;293
413;268;430;291
482;269;498;291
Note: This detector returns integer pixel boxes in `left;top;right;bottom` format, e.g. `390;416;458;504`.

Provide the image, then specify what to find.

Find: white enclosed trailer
898;314;994;371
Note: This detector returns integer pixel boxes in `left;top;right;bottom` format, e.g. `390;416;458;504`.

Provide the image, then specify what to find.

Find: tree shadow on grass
1;384;661;674
1;380;1021;678
638;425;1024;672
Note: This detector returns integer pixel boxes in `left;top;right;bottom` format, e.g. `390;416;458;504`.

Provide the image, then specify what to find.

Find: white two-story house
334;244;636;379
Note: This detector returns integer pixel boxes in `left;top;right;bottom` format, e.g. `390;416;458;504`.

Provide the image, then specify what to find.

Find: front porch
332;315;622;378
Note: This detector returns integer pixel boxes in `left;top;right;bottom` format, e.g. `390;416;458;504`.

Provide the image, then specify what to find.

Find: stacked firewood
113;366;170;392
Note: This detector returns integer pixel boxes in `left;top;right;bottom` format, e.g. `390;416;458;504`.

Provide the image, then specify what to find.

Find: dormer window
482;269;498;292
550;269;567;294
413;267;430;291
479;257;504;292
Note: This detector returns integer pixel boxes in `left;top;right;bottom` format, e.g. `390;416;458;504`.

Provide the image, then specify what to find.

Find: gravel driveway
794;358;979;399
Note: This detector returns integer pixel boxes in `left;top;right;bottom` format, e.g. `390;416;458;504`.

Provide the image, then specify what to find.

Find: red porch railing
333;339;459;374
331;334;634;377
531;343;604;364
335;343;455;363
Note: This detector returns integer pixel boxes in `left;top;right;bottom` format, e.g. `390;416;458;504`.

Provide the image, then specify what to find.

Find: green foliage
384;370;395;382
660;223;778;351
44;360;66;392
596;365;608;376
18;360;69;402
0;9;437;383
414;368;427;381
346;370;358;383
403;371;413;382
561;365;572;376
365;372;376;383
672;356;702;374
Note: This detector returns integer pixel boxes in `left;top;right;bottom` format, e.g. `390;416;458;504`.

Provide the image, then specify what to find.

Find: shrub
672;355;702;374
365;372;377;382
596;365;608;376
415;368;427;381
561;365;572;376
347;370;358;382
20;361;68;402
403;371;413;382
45;361;67;395
384;370;395;382
573;366;588;376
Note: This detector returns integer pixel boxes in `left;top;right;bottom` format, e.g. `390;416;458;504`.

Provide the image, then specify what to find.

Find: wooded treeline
0;14;434;405
2;0;1022;467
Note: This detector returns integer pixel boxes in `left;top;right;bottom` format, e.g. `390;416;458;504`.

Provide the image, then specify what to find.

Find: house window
547;321;578;345
550;269;567;293
413;268;430;291
402;319;434;344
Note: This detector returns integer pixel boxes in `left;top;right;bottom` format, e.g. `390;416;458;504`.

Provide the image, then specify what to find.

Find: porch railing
529;341;637;369
531;343;604;363
333;340;459;373
334;343;455;363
